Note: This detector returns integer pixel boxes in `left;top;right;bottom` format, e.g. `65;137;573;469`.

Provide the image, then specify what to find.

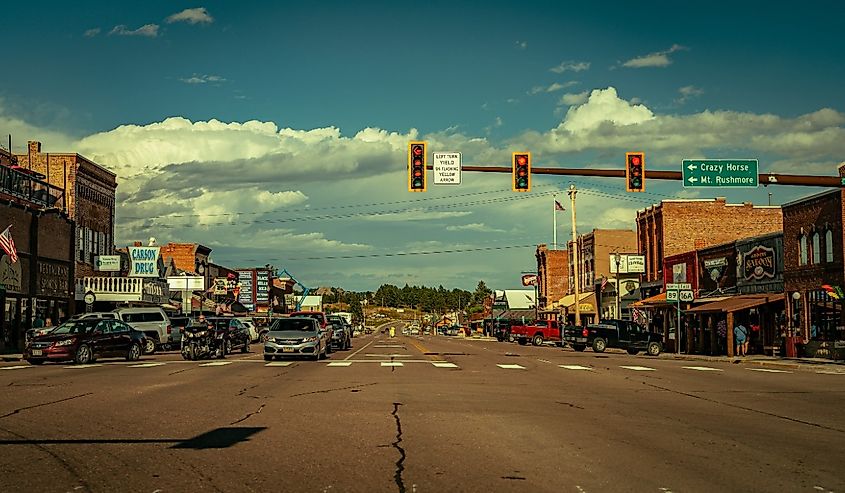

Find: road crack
391;402;406;493
230;404;266;425
0;393;93;420
289;382;377;398
0;424;92;492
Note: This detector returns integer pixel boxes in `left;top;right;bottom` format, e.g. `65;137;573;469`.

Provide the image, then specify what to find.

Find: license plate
32;349;43;356
282;347;294;353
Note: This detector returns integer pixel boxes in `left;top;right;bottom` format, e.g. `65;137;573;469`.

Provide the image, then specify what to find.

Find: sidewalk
658;352;845;373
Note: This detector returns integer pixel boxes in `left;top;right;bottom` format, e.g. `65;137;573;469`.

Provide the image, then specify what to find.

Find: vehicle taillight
582;328;589;337
166;325;172;334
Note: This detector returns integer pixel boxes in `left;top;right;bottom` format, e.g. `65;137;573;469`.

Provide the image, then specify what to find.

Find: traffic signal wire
222;243;543;263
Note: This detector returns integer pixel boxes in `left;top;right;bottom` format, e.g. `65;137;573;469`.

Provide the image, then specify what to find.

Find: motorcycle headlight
55;339;75;347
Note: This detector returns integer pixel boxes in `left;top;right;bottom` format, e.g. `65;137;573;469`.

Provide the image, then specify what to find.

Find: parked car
264;317;329;361
25;318;146;365
112;307;173;354
563;319;663;356
290;311;333;352
204;317;251;354
511;320;563;347
235;317;260;342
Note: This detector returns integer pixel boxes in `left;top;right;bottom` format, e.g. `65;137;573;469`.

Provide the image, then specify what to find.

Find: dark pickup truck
563;319;663;356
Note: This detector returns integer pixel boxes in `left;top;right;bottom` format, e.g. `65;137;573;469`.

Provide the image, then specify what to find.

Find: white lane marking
129;363;166;368
364;353;413;358
265;362;293;367
497;364;525;370
327;362;352;367
620;365;656;371
538;359;553;364
198;361;233;367
747;368;792;373
431;362;458;368
344;338;376;360
816;370;845;375
0;365;32;371
682;366;723;372
373;345;405;349
381;362;404;367
65;364;102;369
559;365;592;371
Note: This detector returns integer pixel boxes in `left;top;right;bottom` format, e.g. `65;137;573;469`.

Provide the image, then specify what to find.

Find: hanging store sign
742;245;775;281
129;247;161;277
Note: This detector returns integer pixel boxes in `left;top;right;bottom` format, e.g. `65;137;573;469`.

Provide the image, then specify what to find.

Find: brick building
14;141;117;279
637;199;783;298
782;188;845;357
160;243;213;288
535;244;568;311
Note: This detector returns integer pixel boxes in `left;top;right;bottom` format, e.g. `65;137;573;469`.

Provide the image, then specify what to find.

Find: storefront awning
686;293;782;314
630;292;667;307
555;292;597;314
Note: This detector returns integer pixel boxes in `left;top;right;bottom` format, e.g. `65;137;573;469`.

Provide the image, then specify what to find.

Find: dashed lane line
0;365;31;371
265;362;293;367
619;365;657;372
326;362;353;367
682;366;723;372
364;354;414;358
64;364;102;369
431;362;459;369
559;365;593;371
747;368;792;373
497;364;526;370
380;362;404;367
128;363;167;368
198;361;233;367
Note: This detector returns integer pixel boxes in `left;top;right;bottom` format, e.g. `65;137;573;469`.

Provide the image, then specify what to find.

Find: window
812;232;820;265
76;228;84;262
826;230;834;263
799;235;808;266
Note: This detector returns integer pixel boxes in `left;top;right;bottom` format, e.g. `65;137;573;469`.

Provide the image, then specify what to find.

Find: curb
1;355;23;362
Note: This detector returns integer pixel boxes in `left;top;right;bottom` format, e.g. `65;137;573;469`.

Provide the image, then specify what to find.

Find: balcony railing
0;164;64;209
75;277;170;303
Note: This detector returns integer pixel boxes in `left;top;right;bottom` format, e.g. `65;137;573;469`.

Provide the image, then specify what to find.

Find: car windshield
271;319;316;332
49;320;99;335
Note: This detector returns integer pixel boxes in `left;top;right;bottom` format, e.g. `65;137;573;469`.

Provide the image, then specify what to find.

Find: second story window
799;235;808;266
811;232;820;265
826;230;834;263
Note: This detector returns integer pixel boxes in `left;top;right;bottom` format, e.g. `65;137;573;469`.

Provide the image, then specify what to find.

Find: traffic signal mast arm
425;165;843;187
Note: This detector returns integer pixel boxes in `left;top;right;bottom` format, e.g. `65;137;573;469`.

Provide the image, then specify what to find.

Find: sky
1;1;844;292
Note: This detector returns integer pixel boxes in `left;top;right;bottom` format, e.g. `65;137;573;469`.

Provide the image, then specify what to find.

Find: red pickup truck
510;320;562;346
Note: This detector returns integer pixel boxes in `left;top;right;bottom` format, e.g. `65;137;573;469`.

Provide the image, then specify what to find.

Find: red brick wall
536;245;568;307
782;190;843;291
161;243;199;273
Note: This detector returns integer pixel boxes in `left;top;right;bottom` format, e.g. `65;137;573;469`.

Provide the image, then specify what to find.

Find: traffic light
626;152;645;192
408;141;427;192
512;152;531;192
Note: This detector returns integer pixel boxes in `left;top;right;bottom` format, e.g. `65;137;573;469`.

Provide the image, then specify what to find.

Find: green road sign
682;159;758;188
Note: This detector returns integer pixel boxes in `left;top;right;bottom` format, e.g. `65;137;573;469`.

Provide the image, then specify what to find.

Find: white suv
112;307;173;354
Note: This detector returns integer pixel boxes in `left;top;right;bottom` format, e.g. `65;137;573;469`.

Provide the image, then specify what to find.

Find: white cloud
676;85;704;104
549;61;590;73
622;44;687;68
558;87;655;133
179;74;226;84
109;24;160;37
84;28;101;37
446;223;505;233
166;7;214;25
558;91;589;106
529;81;578;95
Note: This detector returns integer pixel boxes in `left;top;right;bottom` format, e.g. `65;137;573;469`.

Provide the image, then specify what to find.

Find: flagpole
553;194;557;251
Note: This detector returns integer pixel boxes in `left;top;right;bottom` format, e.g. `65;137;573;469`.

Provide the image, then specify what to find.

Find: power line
217;243;542;263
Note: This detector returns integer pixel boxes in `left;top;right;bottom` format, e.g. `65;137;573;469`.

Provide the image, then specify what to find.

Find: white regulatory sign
680;290;694;302
433;152;461;185
666;290;679;302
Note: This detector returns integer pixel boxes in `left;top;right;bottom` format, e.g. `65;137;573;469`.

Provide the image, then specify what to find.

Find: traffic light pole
426;165;844;188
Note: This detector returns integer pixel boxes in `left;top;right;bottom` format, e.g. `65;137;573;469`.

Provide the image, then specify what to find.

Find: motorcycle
180;322;228;361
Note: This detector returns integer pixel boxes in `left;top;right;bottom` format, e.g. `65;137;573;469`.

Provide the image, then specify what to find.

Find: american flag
554;199;565;211
600;276;608;291
0;226;18;264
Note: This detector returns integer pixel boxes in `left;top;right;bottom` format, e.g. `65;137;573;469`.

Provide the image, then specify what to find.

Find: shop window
812;232;820;265
826;230;834;263
799;235;808;266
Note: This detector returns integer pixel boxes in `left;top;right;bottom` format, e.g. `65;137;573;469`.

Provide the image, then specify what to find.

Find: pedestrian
734;322;749;356
32;313;45;329
44;317;53;328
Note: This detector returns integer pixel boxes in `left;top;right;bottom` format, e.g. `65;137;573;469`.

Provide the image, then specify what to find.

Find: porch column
727;311;735;357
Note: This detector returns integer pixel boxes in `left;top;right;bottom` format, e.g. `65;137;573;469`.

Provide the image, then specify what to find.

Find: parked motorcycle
180;322;227;361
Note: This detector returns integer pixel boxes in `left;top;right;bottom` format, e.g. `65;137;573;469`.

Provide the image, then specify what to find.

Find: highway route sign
433;152;461;185
666;290;679;302
680;290;694;302
666;283;691;291
682;159;758;188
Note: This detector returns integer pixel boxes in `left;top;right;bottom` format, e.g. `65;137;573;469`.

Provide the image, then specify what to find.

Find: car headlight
303;336;318;343
55;339;75;347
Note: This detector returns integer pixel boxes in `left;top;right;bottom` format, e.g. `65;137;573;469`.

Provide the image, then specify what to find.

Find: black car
204;317;251;354
25;318;147;365
327;319;351;350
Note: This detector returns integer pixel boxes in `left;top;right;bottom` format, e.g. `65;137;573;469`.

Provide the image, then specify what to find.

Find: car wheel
627;348;639;355
26;359;44;365
532;335;544;346
144;338;156;355
75;344;93;365
126;343;142;361
572;344;586;352
241;340;249;353
592;338;607;353
517;338;528;346
264;355;272;362
647;342;662;356
259;332;269;344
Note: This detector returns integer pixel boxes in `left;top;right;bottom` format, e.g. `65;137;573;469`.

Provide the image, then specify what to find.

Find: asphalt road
1;330;844;493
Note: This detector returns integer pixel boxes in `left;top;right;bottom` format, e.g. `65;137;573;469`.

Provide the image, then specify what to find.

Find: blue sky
2;1;844;292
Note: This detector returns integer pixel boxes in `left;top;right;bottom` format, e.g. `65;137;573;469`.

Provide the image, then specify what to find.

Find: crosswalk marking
0;365;31;371
265;362;293;367
559;365;592;371
816;370;845;375
327;362;353;367
682;366;723;372
748;368;791;373
381;362;404;367
620;365;656;372
199;361;233;367
129;363;166;368
497;364;525;370
65;364;102;369
374;345;405;349
431;362;459;368
364;354;413;358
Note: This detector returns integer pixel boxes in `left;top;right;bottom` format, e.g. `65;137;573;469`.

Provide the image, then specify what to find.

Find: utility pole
568;184;580;327
615;253;622;320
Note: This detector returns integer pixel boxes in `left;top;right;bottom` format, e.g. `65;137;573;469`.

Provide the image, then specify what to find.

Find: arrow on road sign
687;164;697;171
687;176;698;183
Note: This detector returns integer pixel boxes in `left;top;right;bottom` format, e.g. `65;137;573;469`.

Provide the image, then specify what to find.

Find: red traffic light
413;146;423;156
625;152;645;192
409;141;427;192
512;152;531;192
630;156;641;166
517;156;527;166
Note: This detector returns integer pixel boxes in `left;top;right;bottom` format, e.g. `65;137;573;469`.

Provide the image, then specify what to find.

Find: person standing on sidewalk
734;322;749;356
